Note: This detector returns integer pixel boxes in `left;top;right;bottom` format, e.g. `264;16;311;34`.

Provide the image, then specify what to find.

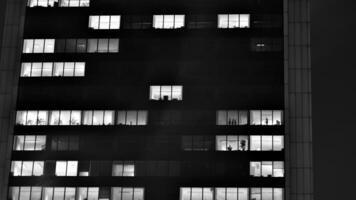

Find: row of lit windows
15;110;147;126
9;186;144;200
250;162;284;177
15;110;283;126
11;160;284;177
180;187;283;200
13;135;284;152
149;85;183;101
20;62;85;77
27;0;90;7
22;38;119;54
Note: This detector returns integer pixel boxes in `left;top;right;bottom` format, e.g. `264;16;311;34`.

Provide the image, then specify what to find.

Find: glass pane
33;39;44;53
100;16;110;29
64;62;75;76
216;110;227;125
33;161;44;176
238;136;248;151
112;162;123;176
218;14;228;28
250;188;261;200
112;187;122;200
261;136;273;151
23;39;34;53
228;14;239;28
273;188;283;200
31;63;42;77
98;39;109;53
56;161;67;176
250;162;261;176
163;15;174;29
150;86;161;100
123;164;135;176
137;111;147;125
54;187;65;200
22;161;33;176
126;111;137;125
172;86;183;100
32;187;43;200
88;187;99;200
42;187;54;200
24;136;36;150
83;111;93;125
77;39;87;53
93;111;104;125
273;110;283;125
122;188;133;200
110;16;121;29
59;111;71;125
109;39;119;53
11;161;22;176
65;188;76;200
133;188;144;200
227;135;238;151
21;63;32;77
250;136;261;151
216;136;226;151
49;111;60;125
240;14;250;28
16;111;27;125
42;62;53;76
174;15;185;28
261;161;273;177
273;162;284;177
261;110;273;125
117;111;126;125
104;111;114;125
227;110;238;125
19;187;31;200
250;110;261;125
77;187;88;200
273;136;284;151
226;188;237;200
67;161;78;176
44;39;55;53
203;188;213;200
87;39;98;53
13;135;25;150
238;188;248;200
160;86;171;100
89;16;99;29
75;62;85;76
239;111;248;125
262;188;273;200
71;111;81;125
37;111;48;125
153;15;164;28
35;136;46;151
215;188;225;200
53;63;64;77
180;188;190;200
191;188;202;200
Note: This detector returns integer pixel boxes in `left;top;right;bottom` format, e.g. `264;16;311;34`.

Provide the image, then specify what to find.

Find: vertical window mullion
125;111;128;125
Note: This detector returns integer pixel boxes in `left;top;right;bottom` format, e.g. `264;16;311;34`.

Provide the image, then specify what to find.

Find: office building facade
0;0;312;200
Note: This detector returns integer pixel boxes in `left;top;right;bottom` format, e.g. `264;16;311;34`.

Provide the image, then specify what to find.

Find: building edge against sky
0;0;312;200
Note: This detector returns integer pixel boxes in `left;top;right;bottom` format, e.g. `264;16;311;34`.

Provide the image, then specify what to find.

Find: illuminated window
153;15;185;29
150;85;183;101
250;110;283;125
82;110;115;125
250;161;284;177
112;161;135;177
59;0;90;7
250;136;284;151
111;187;144;200
10;161;44;176
20;62;85;77
216;135;248;151
55;161;78;176
218;14;250;28
89;15;121;29
15;111;48;125
13;135;46;151
117;110;148;125
23;39;55;53
216;110;248;125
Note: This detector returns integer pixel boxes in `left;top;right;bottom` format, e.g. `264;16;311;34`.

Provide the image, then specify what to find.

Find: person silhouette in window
227;145;233;151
